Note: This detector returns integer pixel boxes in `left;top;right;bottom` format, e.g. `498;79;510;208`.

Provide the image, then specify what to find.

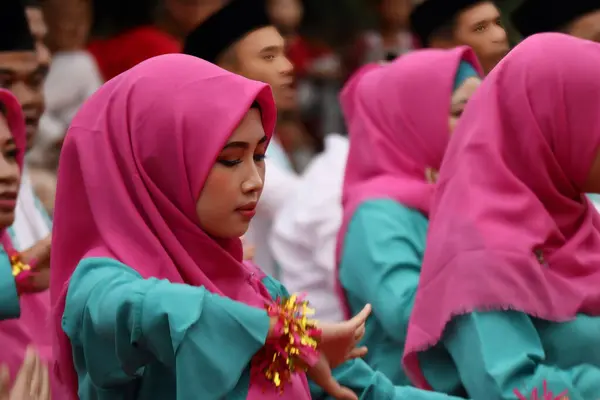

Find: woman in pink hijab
336;46;482;391
403;33;600;399
49;53;457;400
0;88;52;398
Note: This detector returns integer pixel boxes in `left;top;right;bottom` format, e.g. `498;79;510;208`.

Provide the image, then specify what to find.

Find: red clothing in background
287;36;335;78
88;26;181;81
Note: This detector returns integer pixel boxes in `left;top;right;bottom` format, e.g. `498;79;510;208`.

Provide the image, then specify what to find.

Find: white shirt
270;134;348;322
244;139;298;277
10;167;52;250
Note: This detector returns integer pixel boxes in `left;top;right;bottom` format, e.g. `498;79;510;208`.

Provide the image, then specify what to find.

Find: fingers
346;346;368;361
38;361;50;400
354;325;365;342
13;347;36;393
0;365;9;399
323;381;358;400
349;304;371;329
29;351;41;397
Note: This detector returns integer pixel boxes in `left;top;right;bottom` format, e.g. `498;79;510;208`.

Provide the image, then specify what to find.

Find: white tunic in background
10;167;52;250
244;139;298;277
270;134;348;322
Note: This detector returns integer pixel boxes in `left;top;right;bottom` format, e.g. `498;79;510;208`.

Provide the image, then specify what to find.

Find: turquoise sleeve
444;311;600;399
261;274;291;298
0;248;19;320
63;257;271;398
310;359;465;400
339;199;427;342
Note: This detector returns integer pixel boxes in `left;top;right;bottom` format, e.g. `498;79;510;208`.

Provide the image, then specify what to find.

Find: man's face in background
453;1;509;73
565;9;600;43
230;26;296;112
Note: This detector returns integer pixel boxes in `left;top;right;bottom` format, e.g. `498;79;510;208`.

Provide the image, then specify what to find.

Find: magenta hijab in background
403;33;600;389
49;55;311;399
335;47;482;318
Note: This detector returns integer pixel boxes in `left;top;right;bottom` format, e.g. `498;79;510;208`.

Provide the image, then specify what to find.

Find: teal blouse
0;246;19;321
63;256;464;400
340;198;600;398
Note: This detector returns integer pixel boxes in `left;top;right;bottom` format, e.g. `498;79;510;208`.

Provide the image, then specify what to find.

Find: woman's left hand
307;355;357;400
317;304;371;369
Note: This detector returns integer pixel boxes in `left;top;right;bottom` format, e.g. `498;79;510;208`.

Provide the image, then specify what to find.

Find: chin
0;214;15;231
215;224;250;239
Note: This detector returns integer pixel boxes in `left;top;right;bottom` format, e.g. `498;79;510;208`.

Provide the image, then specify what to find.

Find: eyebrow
1;137;15;146
259;45;283;54
222;135;268;150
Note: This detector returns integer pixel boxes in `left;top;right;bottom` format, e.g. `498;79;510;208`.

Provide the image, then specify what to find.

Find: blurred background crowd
20;0;594;216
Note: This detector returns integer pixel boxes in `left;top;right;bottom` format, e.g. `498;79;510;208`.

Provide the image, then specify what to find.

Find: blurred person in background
185;0;299;278
157;0;224;42
348;0;418;73
269;64;380;325
512;0;600;43
24;0;51;70
410;0;509;74
0;2;52;258
21;0;57;214
29;0;101;190
87;0;180;82
268;0;342;148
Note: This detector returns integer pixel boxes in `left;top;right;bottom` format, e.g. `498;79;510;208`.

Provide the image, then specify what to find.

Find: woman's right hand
0;347;50;400
18;235;52;293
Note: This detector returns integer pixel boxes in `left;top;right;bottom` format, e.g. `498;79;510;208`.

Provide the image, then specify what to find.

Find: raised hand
318;304;371;369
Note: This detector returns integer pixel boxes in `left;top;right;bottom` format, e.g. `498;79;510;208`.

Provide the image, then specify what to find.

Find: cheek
196;169;233;212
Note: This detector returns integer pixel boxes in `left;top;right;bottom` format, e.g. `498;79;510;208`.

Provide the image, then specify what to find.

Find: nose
241;161;264;194
279;54;294;76
491;24;508;45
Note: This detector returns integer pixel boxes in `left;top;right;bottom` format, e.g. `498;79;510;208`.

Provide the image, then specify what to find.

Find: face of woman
195;108;267;238
0;112;21;229
448;76;481;133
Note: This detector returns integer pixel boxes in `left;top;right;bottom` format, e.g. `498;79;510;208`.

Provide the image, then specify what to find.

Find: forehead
227;108;265;142
456;1;500;26
0;51;38;73
569;10;600;42
236;26;285;54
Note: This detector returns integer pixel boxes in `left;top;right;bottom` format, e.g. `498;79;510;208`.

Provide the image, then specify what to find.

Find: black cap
0;0;35;52
512;0;600;37
410;0;484;46
184;0;271;64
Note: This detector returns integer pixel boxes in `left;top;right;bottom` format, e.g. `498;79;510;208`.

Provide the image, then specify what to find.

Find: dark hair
21;0;41;7
90;0;160;38
425;17;457;46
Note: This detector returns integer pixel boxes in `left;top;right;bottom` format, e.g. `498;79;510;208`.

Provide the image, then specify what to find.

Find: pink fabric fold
50;54;308;399
335;47;482;318
403;33;600;389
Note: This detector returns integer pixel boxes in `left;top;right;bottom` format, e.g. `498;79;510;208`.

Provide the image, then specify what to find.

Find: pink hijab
336;47;482;317
0;89;53;382
403;33;600;389
50;55;308;399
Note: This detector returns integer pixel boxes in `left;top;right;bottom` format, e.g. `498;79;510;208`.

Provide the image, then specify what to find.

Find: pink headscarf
403;33;600;389
50;54;308;399
335;47;482;318
0;89;53;383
